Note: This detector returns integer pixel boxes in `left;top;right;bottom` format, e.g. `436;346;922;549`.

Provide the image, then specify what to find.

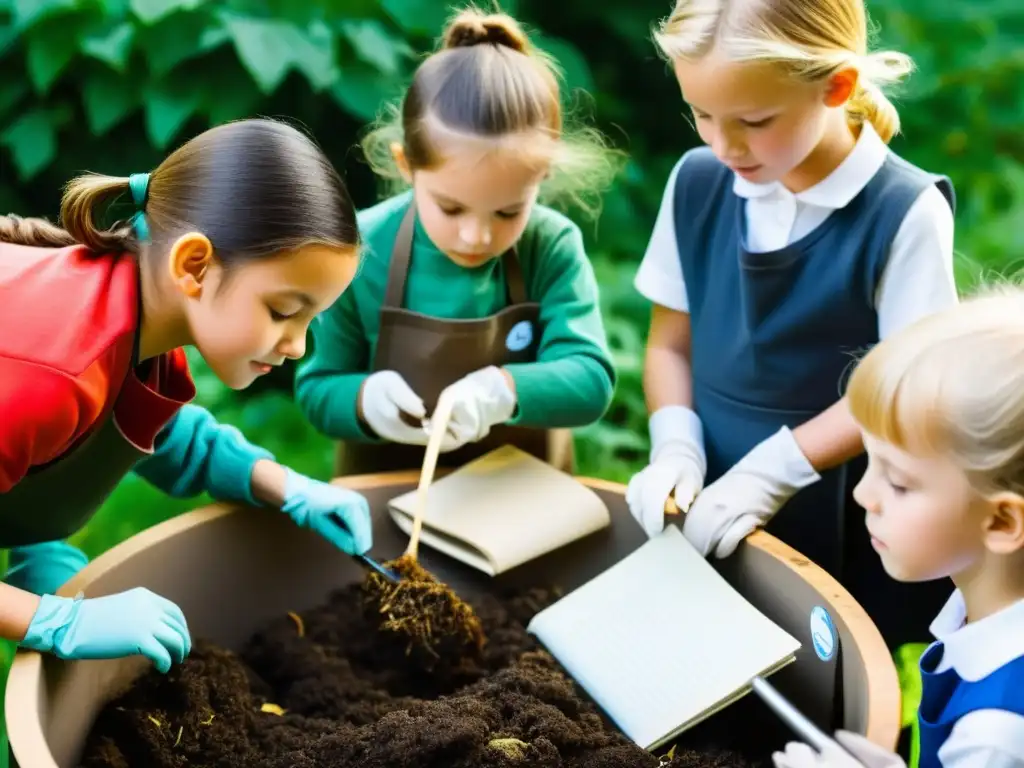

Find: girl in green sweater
296;7;620;476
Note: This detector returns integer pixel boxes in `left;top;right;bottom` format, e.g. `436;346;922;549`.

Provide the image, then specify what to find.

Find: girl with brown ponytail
297;5;621;478
0;118;375;674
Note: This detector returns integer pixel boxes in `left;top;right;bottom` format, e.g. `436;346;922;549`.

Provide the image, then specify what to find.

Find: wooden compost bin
5;473;901;767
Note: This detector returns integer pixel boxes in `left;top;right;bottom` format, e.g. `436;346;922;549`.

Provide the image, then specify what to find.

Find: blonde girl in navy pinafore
626;0;959;653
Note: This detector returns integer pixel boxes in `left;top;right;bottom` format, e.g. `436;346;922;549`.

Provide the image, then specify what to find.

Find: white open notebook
527;525;801;751
387;445;611;576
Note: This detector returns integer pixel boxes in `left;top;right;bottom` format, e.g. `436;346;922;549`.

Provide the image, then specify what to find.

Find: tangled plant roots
362;554;486;668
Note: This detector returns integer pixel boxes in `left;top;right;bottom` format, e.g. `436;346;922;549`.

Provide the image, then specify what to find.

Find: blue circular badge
506;320;534;352
809;606;836;662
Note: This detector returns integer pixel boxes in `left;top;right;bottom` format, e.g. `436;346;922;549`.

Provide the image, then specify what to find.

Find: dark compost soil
79;581;774;768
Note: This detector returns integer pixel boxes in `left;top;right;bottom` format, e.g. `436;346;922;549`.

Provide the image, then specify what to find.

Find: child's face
672;52;835;186
185;244;358;390
406;146;546;268
853;431;990;583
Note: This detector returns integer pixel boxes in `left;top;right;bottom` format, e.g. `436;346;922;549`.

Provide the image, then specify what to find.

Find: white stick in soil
405;388;458;560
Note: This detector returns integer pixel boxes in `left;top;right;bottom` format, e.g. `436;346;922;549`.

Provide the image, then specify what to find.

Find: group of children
0;0;1019;765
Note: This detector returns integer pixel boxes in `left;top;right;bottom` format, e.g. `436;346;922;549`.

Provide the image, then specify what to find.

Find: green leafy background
0;0;1021;759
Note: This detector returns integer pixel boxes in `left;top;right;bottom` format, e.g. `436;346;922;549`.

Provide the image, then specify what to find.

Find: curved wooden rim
576;476;901;748
6;471;901;765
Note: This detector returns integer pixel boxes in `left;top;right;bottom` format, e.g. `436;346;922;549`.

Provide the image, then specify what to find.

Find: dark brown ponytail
2;118;360;265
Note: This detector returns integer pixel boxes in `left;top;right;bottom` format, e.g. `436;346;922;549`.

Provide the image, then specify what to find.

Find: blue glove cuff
214;433;275;506
21;593;80;654
281;467;307;504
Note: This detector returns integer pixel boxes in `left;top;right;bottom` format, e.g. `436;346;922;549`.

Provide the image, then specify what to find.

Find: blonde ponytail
844;51;914;144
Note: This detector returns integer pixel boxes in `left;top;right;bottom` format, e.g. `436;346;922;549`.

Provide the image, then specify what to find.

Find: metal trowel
353;552;401;583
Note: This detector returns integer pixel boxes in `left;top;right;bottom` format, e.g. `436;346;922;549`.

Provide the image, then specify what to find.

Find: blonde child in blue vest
773;288;1024;768
625;0;958;650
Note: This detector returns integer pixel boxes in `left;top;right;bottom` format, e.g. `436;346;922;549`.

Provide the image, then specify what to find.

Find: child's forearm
644;343;694;411
249;459;288;508
643;306;695;413
0;582;42;642
792;398;864;471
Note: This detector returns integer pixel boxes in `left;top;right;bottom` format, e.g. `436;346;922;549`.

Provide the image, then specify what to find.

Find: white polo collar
732;122;888;208
929;590;1024;681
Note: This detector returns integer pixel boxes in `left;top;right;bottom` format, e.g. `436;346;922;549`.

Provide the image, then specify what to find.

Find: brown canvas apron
334;205;574;476
0;392;146;549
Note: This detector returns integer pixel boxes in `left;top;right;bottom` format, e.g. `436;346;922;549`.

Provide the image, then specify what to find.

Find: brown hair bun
442;9;529;54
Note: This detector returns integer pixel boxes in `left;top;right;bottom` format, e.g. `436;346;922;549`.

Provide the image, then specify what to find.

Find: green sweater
295;192;615;441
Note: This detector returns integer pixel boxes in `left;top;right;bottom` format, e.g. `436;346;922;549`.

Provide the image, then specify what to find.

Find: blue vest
672;147;954;577
918;642;1024;768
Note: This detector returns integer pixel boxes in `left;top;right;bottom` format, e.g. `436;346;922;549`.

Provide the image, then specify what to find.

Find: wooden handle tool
404;389;458;560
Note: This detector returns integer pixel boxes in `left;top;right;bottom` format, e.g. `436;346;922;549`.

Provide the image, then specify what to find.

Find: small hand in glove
626;406;706;537
436;366;517;449
773;731;906;768
683;426;819;558
4;540;89;596
281;469;374;555
359;370;465;451
359;370;433;445
21;587;191;674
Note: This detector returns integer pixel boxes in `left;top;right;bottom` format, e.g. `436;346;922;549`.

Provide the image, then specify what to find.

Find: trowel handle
354;553;400;583
750;676;856;758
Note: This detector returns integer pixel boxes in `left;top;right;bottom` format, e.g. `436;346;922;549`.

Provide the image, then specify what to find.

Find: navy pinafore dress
673;147;955;648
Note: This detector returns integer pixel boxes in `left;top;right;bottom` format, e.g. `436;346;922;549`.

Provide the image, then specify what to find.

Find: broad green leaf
330;63;404;122
199;24;229;50
379;0;450;36
260;0;380;26
339;19;413;76
533;34;594;96
220;12;302;93
200;61;262;124
141;11;228;76
0;20;18;58
0;80;26;118
0;108;55;179
81;21;134;72
82;68;139;134
290;19;338;91
143;79;202;148
11;0;76;31
130;0;202;25
101;0;130;15
25;20;78;92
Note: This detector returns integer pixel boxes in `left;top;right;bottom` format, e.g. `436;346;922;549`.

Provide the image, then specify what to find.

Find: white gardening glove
359;370;460;450
683;426;819;558
435;366;517;450
626;406;706;537
773;731;906;768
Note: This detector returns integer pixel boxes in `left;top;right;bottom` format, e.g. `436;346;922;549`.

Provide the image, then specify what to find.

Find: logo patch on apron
809;605;836;661
505;320;533;352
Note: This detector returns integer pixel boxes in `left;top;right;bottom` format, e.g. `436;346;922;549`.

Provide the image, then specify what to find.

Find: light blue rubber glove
4;540;90;596
280;468;373;555
20;588;191;674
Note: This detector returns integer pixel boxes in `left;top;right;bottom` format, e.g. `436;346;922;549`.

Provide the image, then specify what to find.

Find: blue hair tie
128;172;151;242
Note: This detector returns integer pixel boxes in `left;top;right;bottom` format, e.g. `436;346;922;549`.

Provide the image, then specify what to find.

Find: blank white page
527;526;801;749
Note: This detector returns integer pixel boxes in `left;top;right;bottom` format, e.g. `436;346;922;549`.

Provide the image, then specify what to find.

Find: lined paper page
527;526;801;748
